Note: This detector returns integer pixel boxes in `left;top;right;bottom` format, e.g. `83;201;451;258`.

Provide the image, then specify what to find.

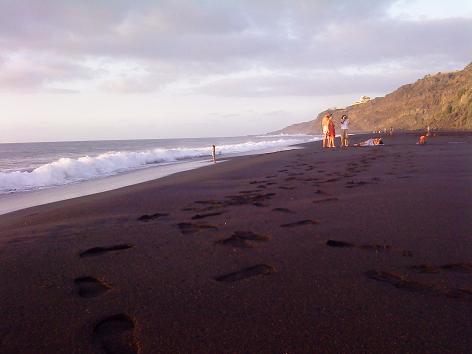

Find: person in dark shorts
340;114;349;147
212;145;216;163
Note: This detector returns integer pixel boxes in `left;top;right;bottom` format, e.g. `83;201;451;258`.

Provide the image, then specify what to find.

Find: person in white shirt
340;114;350;147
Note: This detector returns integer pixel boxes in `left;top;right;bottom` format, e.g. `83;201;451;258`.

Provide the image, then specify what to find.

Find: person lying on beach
354;137;383;146
417;135;427;145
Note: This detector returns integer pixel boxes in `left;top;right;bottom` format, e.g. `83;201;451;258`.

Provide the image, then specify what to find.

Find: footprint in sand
441;263;472;273
365;269;472;301
410;262;472;274
80;244;134;258
408;264;441;273
280;219;319;228
345;180;371;188
137;213;168;222
444;288;472;300
272;207;294;214
314;189;329;195
191;211;225;220
358;244;394;251
181;207;196;211
313;197;339;203
74;276;111;298
93;314;138;354
184;200;224;212
224;192;275;206
215;264;275;282
279;186;296;190
216;231;270;248
365;270;432;293
253;202;269;207
326;239;412;256
249;180;266;185
177;222;218;234
326;240;355;248
194;200;222;206
301;177;317;182
238;190;259;194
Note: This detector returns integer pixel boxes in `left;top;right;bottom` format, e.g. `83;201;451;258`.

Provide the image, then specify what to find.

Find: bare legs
328;136;336;148
340;130;349;147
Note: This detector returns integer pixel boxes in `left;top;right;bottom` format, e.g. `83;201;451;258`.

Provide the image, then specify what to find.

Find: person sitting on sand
328;115;336;148
321;113;330;148
354;137;383;146
417;135;427;145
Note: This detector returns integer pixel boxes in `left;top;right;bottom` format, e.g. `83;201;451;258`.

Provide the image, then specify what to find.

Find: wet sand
1;132;472;354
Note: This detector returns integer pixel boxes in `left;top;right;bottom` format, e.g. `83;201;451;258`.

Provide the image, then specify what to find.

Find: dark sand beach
1;132;472;354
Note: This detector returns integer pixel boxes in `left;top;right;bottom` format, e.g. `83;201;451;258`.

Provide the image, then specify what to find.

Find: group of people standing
321;112;350;148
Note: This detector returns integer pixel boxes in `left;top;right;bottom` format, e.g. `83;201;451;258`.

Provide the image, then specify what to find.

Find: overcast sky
1;0;471;142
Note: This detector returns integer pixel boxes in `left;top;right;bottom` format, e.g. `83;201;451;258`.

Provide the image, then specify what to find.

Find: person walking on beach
212;144;216;163
340;114;349;147
328;115;336;148
322;113;330;148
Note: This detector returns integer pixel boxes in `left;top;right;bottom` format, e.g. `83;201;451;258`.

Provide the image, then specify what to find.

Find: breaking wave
0;137;314;193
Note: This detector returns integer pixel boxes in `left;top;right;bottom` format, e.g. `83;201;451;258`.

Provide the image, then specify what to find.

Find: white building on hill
352;96;371;105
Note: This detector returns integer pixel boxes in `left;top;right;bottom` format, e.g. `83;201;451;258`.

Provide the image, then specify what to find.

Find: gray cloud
0;0;470;94
0;54;92;91
196;68;425;97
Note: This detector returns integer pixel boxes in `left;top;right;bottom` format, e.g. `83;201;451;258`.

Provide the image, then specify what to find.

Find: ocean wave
256;133;315;138
0;137;314;193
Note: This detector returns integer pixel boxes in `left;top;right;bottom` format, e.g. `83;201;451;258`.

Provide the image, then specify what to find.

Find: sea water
0;135;319;214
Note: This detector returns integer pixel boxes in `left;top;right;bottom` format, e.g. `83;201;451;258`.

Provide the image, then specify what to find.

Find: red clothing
328;120;335;137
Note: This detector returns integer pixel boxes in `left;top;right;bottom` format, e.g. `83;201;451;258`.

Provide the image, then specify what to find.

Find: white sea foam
0;137;314;193
256;133;316;138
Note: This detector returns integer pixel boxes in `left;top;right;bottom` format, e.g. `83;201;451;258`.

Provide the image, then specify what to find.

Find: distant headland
273;62;472;134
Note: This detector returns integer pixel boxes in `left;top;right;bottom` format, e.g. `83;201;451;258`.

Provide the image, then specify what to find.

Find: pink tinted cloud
0;0;470;94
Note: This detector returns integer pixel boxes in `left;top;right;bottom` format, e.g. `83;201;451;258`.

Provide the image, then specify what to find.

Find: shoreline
0;144;307;216
1;132;471;353
0;159;214;216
